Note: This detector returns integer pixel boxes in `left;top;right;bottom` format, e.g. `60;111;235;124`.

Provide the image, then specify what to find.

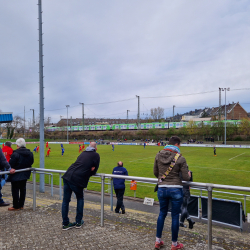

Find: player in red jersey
79;145;82;153
46;141;49;148
46;148;51;157
37;145;40;153
82;145;85;151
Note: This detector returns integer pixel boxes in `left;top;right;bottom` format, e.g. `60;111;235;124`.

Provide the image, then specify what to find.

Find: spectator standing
179;169;195;229
112;161;128;214
61;142;100;230
0;143;15;207
8;138;34;211
153;136;191;250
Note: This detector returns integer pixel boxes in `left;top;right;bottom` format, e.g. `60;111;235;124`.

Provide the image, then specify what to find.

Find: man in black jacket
61;142;100;230
8;138;34;211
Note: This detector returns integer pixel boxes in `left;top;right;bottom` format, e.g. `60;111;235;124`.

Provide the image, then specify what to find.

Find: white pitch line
229;152;246;161
191;165;250;173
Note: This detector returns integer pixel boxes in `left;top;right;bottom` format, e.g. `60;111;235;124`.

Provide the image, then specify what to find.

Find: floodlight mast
66;105;70;142
79;103;84;131
38;0;45;193
221;88;230;145
136;96;140;129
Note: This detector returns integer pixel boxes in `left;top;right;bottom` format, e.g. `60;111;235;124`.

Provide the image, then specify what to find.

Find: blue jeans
61;179;84;225
156;187;183;242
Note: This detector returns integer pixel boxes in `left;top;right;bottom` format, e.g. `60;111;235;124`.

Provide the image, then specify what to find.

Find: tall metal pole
79;103;84;131
30;109;35;129
207;186;213;250
127;110;130;124
173;105;175;121
66;105;70;142
224;90;226;145
38;0;45;193
223;88;230;145
24;106;25;138
136;96;140;129
219;88;221;121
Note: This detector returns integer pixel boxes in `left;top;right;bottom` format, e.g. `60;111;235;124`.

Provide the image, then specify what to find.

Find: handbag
154;153;181;192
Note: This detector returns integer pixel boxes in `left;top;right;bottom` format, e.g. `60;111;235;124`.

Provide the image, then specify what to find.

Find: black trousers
11;180;27;209
114;188;125;212
180;188;190;223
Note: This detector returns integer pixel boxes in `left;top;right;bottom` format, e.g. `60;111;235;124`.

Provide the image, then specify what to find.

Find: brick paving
0;184;250;250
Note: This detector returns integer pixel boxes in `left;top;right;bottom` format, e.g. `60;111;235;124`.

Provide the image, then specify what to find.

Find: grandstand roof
0;112;13;123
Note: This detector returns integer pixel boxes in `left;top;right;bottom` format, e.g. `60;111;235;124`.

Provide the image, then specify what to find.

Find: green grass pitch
26;143;250;213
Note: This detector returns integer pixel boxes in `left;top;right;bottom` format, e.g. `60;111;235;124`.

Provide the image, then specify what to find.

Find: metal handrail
1;168;250;250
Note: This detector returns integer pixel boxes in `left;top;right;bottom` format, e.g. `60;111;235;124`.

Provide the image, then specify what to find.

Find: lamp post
221;88;230;145
79;102;84;131
136;95;140;129
66;105;70;142
127;110;130;124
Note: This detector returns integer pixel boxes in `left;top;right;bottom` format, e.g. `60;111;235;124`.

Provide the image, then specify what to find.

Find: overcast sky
1;0;250;125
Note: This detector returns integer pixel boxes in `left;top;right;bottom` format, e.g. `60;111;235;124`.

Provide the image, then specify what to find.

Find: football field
26;143;250;212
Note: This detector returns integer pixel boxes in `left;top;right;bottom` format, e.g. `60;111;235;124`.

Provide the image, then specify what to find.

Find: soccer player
36;145;39;153
46;148;51;157
213;146;216;156
62;147;65;157
112;144;115;151
61;143;63;148
46;141;49;148
82;145;85;151
144;142;146;149
33;146;37;153
79;145;82;153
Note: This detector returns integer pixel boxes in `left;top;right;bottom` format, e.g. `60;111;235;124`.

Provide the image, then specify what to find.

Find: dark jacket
8;147;34;182
62;148;100;188
112;166;128;189
154;149;190;186
0;147;11;172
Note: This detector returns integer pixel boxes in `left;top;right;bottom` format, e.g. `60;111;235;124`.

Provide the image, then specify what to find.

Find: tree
150;107;164;120
239;118;250;137
186;120;198;139
12;115;24;134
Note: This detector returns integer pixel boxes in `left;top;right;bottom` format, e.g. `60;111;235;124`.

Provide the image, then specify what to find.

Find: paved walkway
0;184;250;250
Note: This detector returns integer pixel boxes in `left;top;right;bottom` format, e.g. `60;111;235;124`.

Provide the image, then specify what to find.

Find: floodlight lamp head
227;88;230;91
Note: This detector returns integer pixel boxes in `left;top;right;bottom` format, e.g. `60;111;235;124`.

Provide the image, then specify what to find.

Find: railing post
110;178;113;211
59;173;62;200
51;174;53;197
244;195;246;217
101;174;105;227
33;170;36;211
207;186;213;250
